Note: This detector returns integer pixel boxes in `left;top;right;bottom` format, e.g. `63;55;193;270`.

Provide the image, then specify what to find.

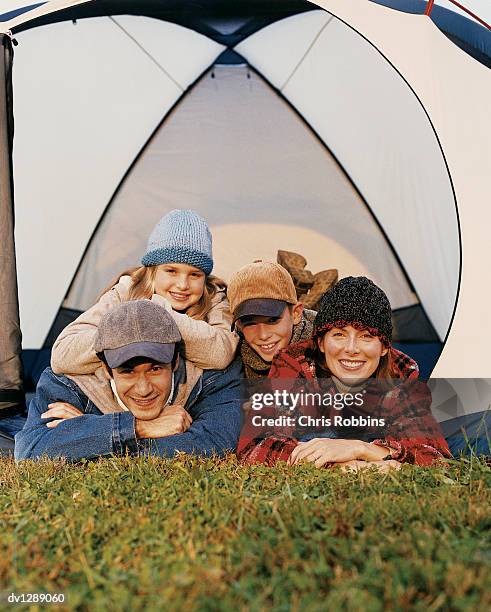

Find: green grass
1;456;490;611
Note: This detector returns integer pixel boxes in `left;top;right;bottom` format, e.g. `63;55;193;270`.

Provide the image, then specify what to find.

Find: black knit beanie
313;277;392;347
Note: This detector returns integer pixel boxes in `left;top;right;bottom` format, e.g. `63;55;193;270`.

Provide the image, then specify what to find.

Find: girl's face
318;325;388;382
154;263;206;311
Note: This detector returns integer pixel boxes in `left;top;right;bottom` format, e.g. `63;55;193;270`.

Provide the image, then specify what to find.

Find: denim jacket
15;358;243;461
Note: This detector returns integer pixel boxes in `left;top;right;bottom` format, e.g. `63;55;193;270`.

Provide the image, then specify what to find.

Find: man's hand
41;402;84;428
135;404;192;439
288;438;390;467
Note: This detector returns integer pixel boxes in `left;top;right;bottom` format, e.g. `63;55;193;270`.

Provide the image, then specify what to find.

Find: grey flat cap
94;300;181;368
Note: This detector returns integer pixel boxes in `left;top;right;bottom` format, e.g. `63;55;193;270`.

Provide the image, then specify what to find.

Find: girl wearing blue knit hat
135;209;217;315
51;210;238;373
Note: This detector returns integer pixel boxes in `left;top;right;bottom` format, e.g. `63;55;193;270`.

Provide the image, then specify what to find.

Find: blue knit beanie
142;209;213;274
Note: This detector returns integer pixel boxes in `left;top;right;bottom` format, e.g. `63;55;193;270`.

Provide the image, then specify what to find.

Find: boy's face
108;358;174;420
236;303;303;362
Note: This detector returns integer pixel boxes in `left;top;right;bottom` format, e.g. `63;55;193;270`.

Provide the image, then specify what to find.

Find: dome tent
0;1;490;433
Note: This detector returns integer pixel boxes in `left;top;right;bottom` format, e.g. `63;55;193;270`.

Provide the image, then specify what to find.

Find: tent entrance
65;63;418;317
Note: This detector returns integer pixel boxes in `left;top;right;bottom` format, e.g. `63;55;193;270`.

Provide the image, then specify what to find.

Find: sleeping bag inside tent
1;0;490;408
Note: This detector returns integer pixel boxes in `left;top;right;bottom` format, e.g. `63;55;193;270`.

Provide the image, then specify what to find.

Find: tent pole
424;1;435;16
425;0;490;30
446;1;491;30
0;34;24;415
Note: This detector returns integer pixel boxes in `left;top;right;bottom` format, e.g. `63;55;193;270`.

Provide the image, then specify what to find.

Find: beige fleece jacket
51;276;239;376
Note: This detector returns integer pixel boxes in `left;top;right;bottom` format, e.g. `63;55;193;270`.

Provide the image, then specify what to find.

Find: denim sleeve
138;359;243;458
14;369;139;461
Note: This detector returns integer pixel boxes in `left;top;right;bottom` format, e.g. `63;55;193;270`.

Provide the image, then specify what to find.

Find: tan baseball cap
227;261;298;325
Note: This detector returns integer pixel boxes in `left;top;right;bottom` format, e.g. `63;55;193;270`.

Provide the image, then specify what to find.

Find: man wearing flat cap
15;301;242;461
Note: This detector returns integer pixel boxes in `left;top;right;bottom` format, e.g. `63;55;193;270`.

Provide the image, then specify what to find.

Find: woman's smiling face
154;263;206;311
318;325;388;382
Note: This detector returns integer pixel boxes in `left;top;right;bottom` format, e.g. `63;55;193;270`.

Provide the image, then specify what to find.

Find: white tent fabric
0;0;489;378
237;10;460;343
236;10;334;90
12;16;223;347
308;0;491;377
65;64;416;313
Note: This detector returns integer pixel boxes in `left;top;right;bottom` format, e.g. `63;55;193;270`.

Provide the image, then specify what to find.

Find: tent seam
280;14;334;92
108;16;184;92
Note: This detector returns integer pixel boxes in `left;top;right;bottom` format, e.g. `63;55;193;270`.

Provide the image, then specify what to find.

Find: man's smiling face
110;357;173;420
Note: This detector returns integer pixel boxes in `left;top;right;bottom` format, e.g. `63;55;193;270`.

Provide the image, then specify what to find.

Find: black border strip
0;3;46;23
10;0;317;45
8;0;489;65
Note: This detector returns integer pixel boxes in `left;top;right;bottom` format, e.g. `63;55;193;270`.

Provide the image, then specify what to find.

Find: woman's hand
41;402;84;428
288;438;391;467
337;459;402;473
288;438;365;467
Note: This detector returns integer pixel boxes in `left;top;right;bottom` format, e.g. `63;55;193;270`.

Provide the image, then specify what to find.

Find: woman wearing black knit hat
312;276;395;381
238;277;451;470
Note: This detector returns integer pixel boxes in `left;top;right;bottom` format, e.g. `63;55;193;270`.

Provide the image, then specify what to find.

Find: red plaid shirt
238;342;451;467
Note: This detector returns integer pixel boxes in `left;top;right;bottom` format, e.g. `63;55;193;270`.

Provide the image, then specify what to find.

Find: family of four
15;209;453;468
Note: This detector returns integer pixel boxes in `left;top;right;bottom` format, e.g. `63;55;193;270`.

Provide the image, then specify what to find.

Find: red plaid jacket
238;341;451;467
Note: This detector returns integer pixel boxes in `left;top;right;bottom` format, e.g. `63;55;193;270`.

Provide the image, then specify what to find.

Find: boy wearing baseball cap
227;261;316;378
15;301;242;461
